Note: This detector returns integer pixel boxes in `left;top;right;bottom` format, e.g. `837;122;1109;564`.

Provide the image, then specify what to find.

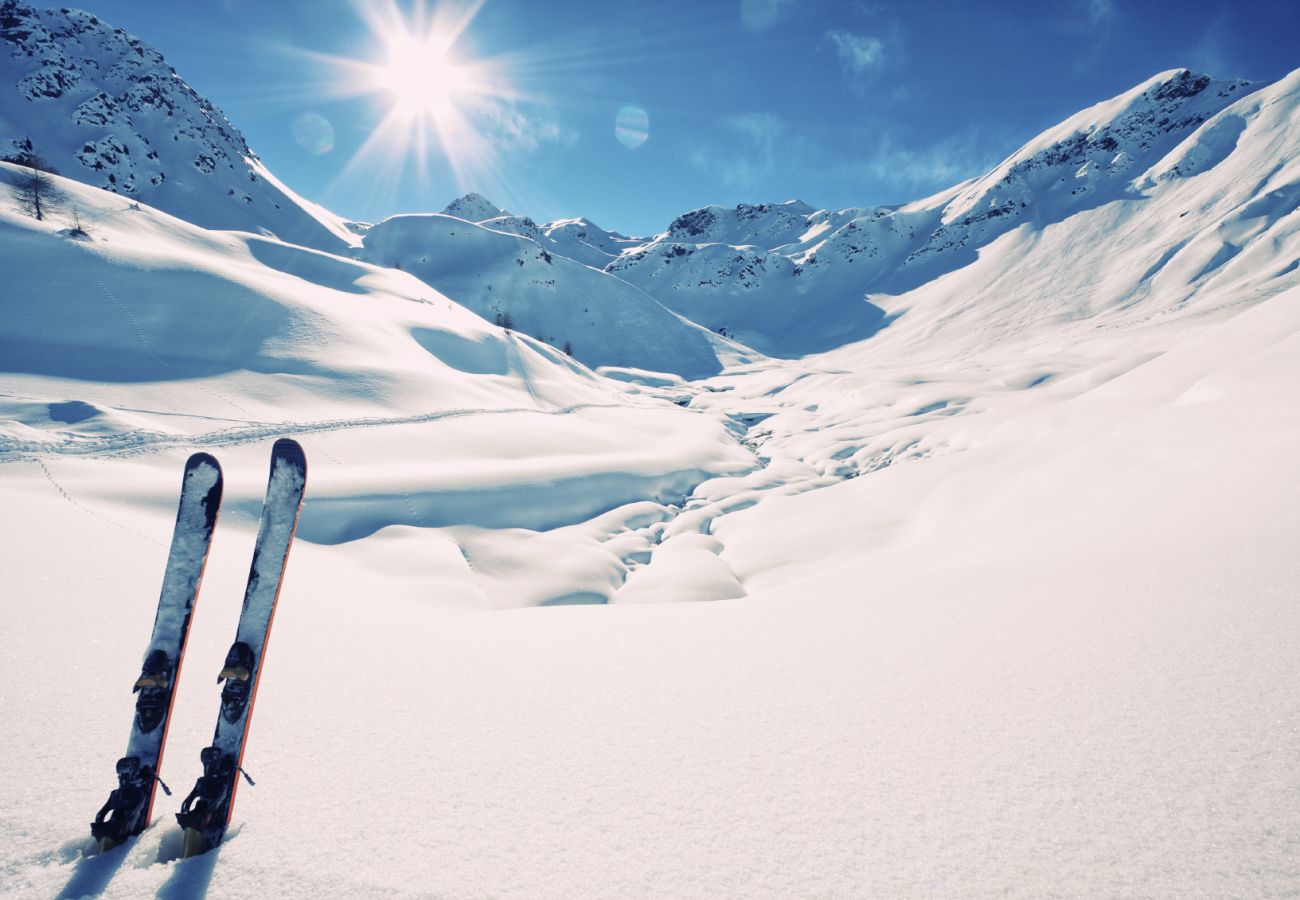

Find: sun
307;0;527;211
375;36;472;120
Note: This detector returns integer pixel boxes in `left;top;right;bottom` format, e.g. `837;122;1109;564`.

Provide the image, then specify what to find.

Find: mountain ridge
0;0;354;251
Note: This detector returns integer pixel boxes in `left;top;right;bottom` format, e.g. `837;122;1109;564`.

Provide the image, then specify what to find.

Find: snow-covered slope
359;211;739;378
0;0;354;252
542;216;645;266
0;164;750;545
662;199;817;248
900;68;1254;276
854;68;1300;362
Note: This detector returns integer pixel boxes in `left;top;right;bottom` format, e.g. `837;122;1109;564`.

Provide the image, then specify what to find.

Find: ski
176;438;307;857
91;452;223;854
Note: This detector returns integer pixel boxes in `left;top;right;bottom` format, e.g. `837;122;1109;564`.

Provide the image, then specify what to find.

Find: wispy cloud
1185;15;1236;79
826;30;886;77
728;112;784;148
688;112;794;188
830;127;1013;196
1080;0;1116;27
1058;0;1120;73
687;112;1013;204
470;98;576;154
824;7;905;90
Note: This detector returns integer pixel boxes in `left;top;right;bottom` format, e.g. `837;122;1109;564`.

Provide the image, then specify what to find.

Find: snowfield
1;6;1298;894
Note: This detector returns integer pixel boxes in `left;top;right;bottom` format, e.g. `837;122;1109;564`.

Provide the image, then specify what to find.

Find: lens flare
615;105;649;149
291;112;335;154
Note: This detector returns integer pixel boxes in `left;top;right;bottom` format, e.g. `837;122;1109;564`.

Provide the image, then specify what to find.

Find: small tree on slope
13;151;60;221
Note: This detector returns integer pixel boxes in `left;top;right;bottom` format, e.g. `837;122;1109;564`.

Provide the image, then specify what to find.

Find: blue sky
42;0;1299;235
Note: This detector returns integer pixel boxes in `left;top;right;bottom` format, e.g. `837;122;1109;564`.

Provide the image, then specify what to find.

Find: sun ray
299;0;537;217
304;0;733;221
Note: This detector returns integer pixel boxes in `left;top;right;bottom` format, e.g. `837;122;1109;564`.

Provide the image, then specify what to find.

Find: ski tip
184;452;223;480
271;438;305;465
181;452;224;512
185;451;221;467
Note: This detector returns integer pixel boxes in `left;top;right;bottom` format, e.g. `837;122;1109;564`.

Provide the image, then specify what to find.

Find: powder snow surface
1;63;1299;899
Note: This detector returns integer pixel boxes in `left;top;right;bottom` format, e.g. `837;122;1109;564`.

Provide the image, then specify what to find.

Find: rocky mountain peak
441;192;510;223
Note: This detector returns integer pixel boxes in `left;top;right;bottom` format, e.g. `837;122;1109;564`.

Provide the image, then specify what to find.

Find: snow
1;14;1299;896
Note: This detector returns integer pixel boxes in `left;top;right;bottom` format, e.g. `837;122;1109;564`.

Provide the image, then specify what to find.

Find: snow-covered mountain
0;161;747;527
439;191;646;269
900;69;1253;274
0;3;736;375
394;70;1265;360
599;70;1261;354
0;0;353;251
440;191;510;222
358;212;738;378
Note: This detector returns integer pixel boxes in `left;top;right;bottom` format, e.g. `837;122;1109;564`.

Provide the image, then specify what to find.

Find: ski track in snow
94;279;258;421
0;400;641;462
28;457;165;548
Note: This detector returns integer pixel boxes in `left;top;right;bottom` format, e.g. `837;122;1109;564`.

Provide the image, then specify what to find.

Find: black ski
176;438;307;857
92;452;223;853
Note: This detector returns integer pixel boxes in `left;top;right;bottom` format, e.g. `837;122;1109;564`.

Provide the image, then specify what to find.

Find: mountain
899;68;1254;275
602;70;1260;355
0;160;748;512
0;0;354;251
6;3;1272;369
440;192;646;269
847;67;1300;362
358;212;738;378
406;71;1267;361
441;191;510;222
